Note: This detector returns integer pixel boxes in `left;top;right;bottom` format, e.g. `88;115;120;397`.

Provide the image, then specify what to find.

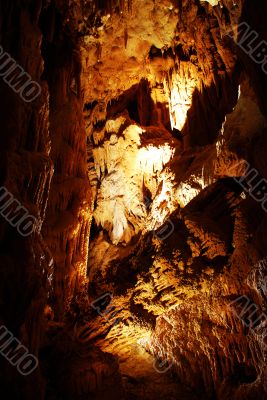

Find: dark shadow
181;70;240;148
236;0;267;116
107;79;154;126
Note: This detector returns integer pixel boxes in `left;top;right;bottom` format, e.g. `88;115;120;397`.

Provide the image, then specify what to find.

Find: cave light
163;65;197;132
137;144;174;173
167;83;195;131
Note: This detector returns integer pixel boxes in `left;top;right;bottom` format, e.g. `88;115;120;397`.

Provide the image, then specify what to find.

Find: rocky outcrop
83;1;267;399
40;14;92;316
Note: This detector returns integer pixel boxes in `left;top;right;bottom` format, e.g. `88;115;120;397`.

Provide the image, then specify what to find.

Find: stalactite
124;25;128;48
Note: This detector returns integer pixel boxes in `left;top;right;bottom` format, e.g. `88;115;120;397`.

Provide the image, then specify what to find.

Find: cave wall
0;1;52;398
40;3;92;319
0;0;93;397
0;1;267;400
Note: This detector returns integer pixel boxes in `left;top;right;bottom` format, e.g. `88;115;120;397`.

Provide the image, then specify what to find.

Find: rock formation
0;0;267;399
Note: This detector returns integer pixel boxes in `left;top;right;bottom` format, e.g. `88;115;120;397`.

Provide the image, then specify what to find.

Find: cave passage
0;1;267;399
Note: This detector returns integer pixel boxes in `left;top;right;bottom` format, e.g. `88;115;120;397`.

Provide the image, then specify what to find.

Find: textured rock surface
0;1;52;398
0;0;267;400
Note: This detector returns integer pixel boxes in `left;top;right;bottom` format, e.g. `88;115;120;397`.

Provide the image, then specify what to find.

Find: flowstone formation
0;1;267;399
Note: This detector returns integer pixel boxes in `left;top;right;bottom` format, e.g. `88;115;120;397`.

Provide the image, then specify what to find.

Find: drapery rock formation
0;0;267;399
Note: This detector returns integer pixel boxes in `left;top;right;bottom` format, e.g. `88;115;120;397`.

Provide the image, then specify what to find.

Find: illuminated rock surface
0;0;267;399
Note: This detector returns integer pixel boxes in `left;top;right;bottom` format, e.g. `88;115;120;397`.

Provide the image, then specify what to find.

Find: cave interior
0;0;267;399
